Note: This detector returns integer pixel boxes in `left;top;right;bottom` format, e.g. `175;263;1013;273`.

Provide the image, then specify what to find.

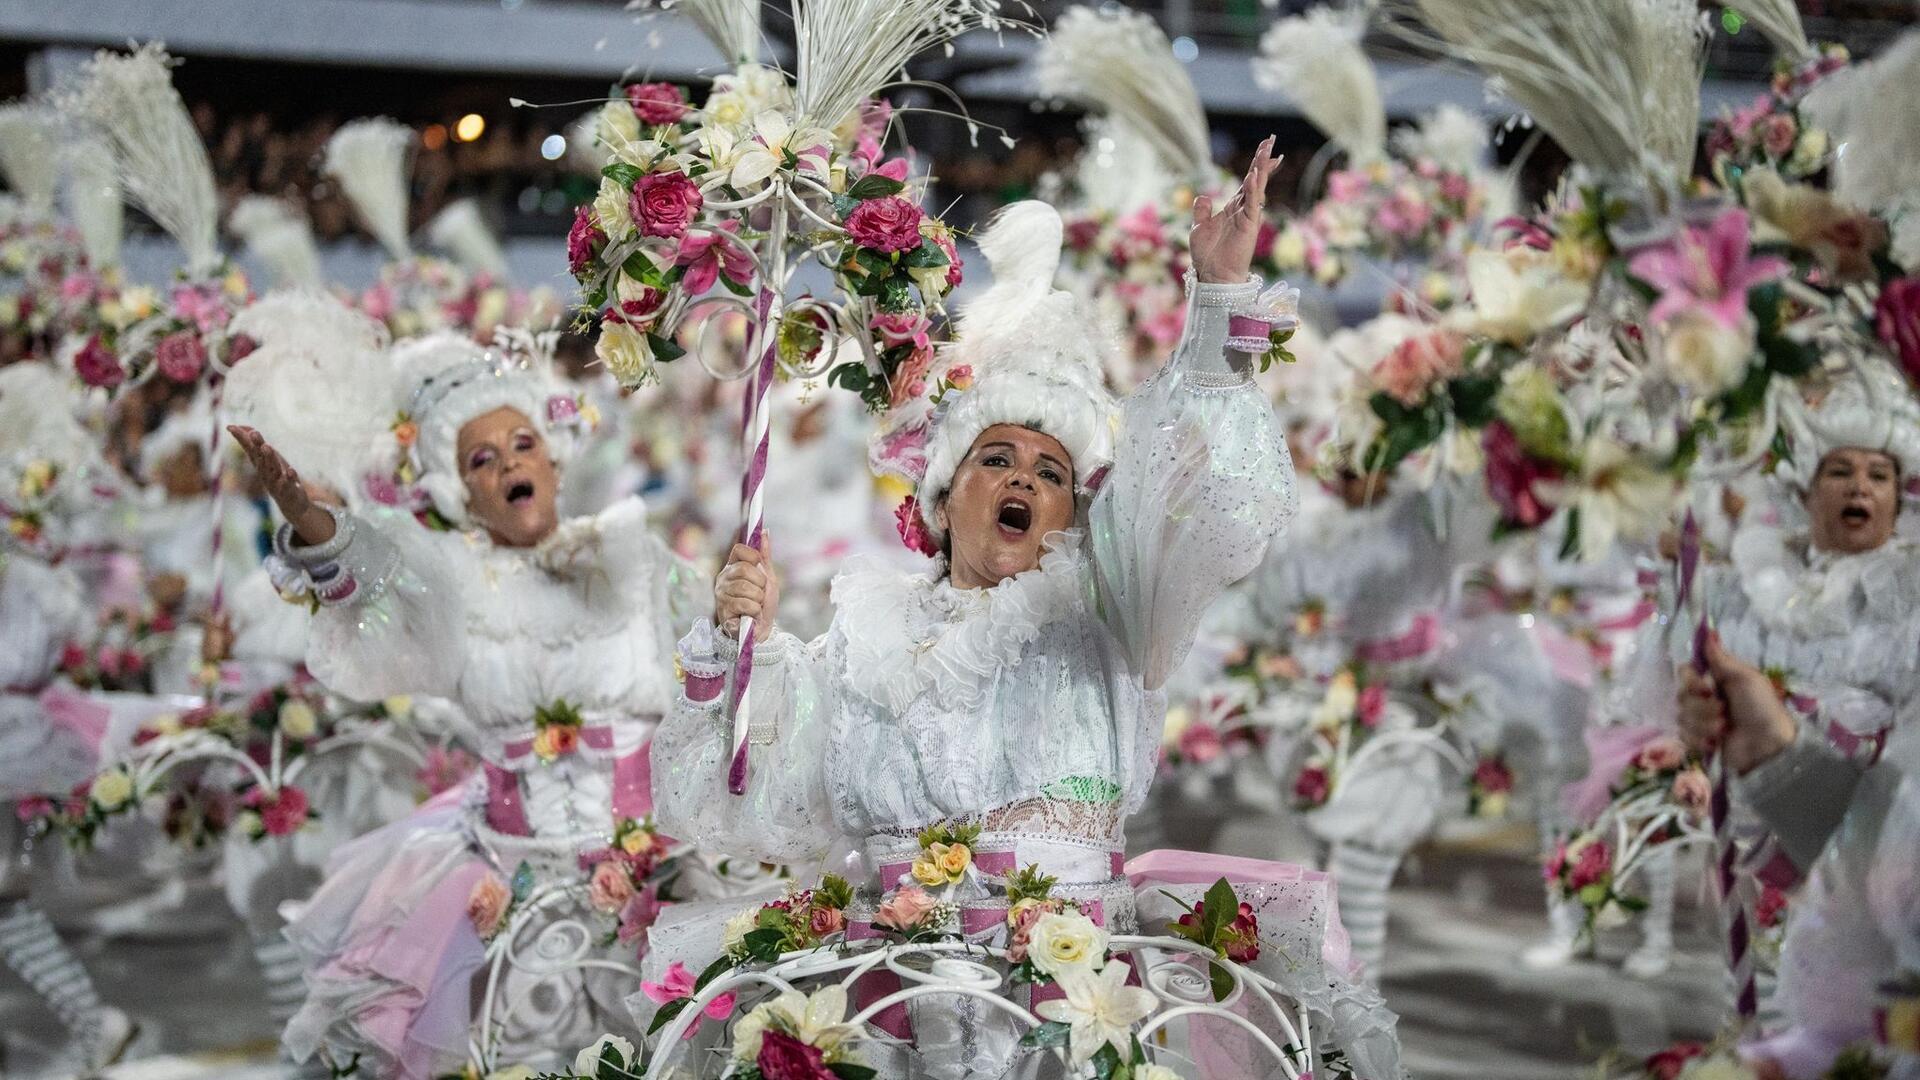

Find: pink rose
1064;217;1102;253
630;171;703;240
616;885;662;944
758;1030;835;1080
1178;722;1223;764
1876;277;1920;383
1292;764;1331;806
1567;840;1611;890
894;496;940;557
588;859;637;914
1006;901;1048;963
1632;736;1686;774
244;785;310;836
567;206;605;276
874;883;939;932
844;196;924;254
73;335;124;389
1543;841;1568;883
1372;329;1465;406
1670;767;1711;815
1326;169;1369;204
1355;685;1388;729
154;330;206;383
1438;172;1474;204
624;82;689;126
16;795;54;821
171;283;231;334
360;282;394;323
467;872;511;938
808;904;845;938
1481;422;1562;529
1759;112;1799;159
870;310;931;351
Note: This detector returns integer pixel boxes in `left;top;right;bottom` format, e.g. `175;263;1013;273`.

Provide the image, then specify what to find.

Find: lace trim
830;534;1093;714
1729;527;1920;638
866;794;1126;847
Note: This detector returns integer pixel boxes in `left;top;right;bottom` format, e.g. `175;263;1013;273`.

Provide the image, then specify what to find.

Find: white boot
1622;847;1676;980
1328;842;1404;982
0;899;134;1074
1520;894;1590;970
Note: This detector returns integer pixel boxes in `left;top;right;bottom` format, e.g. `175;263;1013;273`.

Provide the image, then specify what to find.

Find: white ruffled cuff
1177;272;1262;382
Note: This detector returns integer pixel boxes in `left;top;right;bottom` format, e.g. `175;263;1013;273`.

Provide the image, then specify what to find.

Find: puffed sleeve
272;506;467;702
650;619;840;866
1090;274;1297;690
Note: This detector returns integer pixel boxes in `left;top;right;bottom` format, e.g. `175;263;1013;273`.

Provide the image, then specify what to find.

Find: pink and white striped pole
1678;510;1757;1021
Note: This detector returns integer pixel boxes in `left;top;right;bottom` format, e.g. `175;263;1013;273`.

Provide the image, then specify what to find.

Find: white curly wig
1778;361;1920;493
394;332;578;526
915;201;1120;539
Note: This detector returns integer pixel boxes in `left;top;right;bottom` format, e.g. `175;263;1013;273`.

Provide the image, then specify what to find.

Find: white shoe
1519;935;1586;970
1622;941;1672;979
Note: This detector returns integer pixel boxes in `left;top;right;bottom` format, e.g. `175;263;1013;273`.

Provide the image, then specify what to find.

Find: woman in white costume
0;361;137;1073
651;146;1404;1077
230;327;710;1077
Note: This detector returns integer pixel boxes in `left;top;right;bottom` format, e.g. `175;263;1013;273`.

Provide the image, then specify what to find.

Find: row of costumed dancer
2;0;1920;1077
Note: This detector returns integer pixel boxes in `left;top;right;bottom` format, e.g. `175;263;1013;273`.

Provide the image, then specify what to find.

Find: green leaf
828;362;872;395
816;874;855;911
846;173;907;200
1557;507;1582;560
1716;360;1773;422
646;997;690;1036
720;273;756;298
647;332;686;363
1747;281;1786;335
1091;1042;1124;1080
510;861;535;902
601;162;644;189
1200;877;1238;946
901;242;950;270
1209;960;1236;1002
1618;894;1650;912
692;954;734;991
877;275;911;312
1018;1022;1073;1050
1447;374;1501;427
742;926;786;961
598;1040;629;1074
830;194;860;221
1760;330;1816;378
828;1066;878;1080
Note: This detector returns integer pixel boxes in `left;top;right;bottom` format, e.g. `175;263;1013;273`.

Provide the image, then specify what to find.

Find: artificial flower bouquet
1268;155;1489;289
66;266;255;394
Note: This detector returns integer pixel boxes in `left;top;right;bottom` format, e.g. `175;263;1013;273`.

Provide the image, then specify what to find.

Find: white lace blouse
652;278;1296;870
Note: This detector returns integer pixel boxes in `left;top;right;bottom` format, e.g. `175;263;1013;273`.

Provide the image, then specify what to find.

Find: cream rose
592;177;635;239
1662;310;1753;397
594;318;656;386
90;768;134;811
277;699;318;740
596;100;641;151
721;907;758;954
1027;910;1108;977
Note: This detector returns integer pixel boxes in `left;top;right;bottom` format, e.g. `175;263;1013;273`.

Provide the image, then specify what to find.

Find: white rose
722;907;758;954
592;177;634;239
1027;910;1108;977
382;695;413;719
596;100;640;152
277;699;318;740
90;769;134;811
595;318;656;388
571;1034;637;1077
728;1000;776;1062
1661;311;1754;398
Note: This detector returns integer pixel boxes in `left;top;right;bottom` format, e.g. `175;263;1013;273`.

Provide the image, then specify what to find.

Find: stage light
421;123;448;150
454;113;486;142
540;134;566;160
1171;36;1199;62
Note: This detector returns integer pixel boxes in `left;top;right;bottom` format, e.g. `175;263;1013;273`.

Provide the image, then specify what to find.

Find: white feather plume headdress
1399;0;1706;186
62;138;121;270
1253;5;1386;165
1391;104;1489;175
1707;0;1812;63
0;103;60;220
426;197;509;280
791;0;1023;130
219;291;395;503
57;44;223;277
907;200;1120;537
228;196;324;289
1800;31;1920;216
324;118;415;262
654;0;762;66
1039;5;1215;188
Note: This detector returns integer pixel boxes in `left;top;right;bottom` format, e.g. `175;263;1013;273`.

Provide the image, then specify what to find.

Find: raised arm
1091;140;1299;690
231;424;465;702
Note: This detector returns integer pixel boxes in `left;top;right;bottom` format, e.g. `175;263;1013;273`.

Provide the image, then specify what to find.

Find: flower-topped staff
570;0;1025;797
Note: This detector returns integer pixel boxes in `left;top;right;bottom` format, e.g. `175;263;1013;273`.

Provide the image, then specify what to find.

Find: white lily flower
1461;247;1589;345
728;111;832;190
1539;435;1675;560
1036;961;1157;1065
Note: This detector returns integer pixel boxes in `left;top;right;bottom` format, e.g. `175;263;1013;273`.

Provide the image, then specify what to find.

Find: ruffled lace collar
1729;525;1920;639
831;529;1094;714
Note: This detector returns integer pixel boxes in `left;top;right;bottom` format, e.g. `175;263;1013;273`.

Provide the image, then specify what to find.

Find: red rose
1473;756;1515;794
154;330;206;383
630;171;703;240
1292;764;1331;806
248;785;310;837
844;196;924;254
59;642;87;673
1567;840;1611;890
73;335;124;389
567;205;606;277
625;82;689;126
1877;277;1920;383
1755;883;1788;929
1482;421;1561;528
756;1030;835;1080
894;496;940;557
1645;1041;1708;1080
